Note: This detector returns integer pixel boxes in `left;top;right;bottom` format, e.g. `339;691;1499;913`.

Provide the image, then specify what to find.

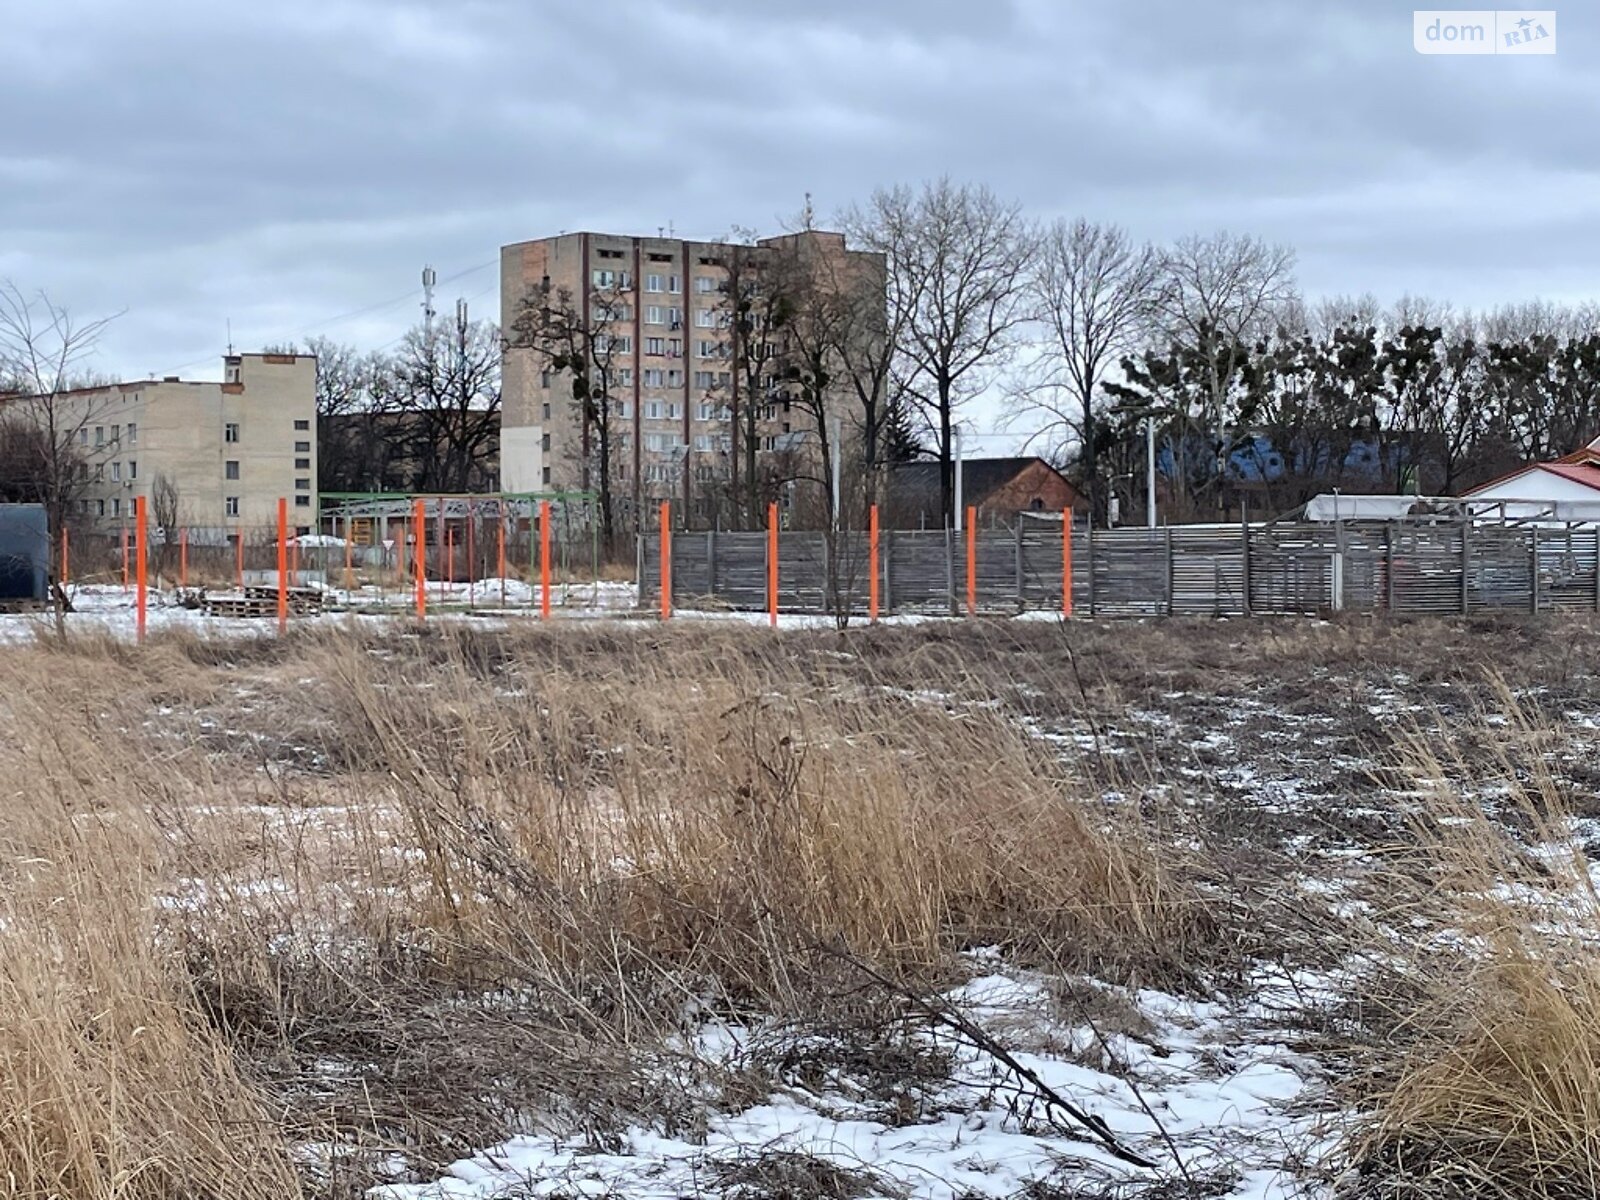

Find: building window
694;371;717;390
666;274;681;294
79;428;88;447
666;401;682;419
592;269;615;289
614;399;632;419
541;401;551;420
541;433;551;452
295;457;310;470
295;440;310;453
646;305;664;324
127;422;137;444
645;399;665;420
128;460;137;480
596;247;624;259
646;274;663;293
111;498;121;518
225;460;240;480
111;424;120;443
294;419;309;431
295;495;311;508
695;309;716;328
96;499;106;517
95;426;105;446
694;434;714;452
667;338;682;357
645;336;664;355
542;466;551;485
696;401;717;420
540;369;553;388
615;368;633;387
225;423;240;443
225;362;242;384
643;368;664;388
666;369;684;388
225;496;240;517
695;277;719;294
665;308;682;328
111;461;122;483
295;478;310;490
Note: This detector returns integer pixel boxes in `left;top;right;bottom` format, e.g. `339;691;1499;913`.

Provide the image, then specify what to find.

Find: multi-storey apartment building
500;228;880;526
39;352;317;534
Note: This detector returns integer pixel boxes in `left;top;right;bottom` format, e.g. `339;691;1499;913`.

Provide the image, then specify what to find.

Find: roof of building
1466;460;1600;496
889;456;1073;506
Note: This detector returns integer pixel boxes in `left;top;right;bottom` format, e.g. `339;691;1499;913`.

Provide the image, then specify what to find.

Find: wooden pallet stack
201;585;325;619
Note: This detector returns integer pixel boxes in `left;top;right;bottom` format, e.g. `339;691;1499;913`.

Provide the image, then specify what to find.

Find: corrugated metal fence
639;521;1600;617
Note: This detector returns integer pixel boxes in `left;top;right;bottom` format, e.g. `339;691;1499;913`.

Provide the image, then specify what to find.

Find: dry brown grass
1334;718;1600;1200
0;620;1235;1194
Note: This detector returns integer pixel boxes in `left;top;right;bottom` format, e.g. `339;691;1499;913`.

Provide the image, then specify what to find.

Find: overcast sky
3;0;1589;436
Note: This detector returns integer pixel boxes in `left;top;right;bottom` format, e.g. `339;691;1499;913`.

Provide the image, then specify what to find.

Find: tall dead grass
1339;714;1600;1200
0;651;301;1200
0;621;1232;1193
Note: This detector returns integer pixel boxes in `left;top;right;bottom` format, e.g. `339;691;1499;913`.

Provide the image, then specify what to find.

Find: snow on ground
375;964;1330;1200
0;583;1050;642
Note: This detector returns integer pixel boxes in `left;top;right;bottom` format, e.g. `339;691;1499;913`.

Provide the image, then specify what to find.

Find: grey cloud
1;0;1594;379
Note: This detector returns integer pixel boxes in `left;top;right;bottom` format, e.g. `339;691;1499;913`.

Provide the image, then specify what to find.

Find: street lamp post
1110;403;1167;530
1144;415;1156;530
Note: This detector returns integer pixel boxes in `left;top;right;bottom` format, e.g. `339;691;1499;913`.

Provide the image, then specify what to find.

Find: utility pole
1146;415;1157;528
829;415;842;531
953;429;964;533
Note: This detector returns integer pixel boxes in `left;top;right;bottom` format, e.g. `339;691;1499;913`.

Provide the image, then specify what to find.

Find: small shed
0;505;49;603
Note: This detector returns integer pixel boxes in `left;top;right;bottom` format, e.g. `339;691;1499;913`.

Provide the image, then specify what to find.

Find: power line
162;256;499;376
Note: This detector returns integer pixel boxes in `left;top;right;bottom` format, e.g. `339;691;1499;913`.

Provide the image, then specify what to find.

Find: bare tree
392;310;502;495
150;472;181;581
1156;232;1297;509
718;235;786;527
1012;218;1162;522
851;180;1034;529
507;281;629;552
0;284;117;616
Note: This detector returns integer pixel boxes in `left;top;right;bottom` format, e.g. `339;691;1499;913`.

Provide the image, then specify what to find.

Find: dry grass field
3;614;1600;1199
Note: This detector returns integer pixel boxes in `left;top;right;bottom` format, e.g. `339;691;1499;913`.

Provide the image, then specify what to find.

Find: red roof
1536;462;1600;490
1466;460;1600;496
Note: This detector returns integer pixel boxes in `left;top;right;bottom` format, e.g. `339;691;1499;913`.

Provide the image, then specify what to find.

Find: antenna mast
422;265;437;333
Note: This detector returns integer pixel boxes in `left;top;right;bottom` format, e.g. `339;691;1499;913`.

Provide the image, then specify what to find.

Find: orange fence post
134;498;148;644
1062;509;1073;618
179;526;188;589
414;499;427;620
497;516;507;608
60;526;68;588
236;531;244;589
767;502;778;628
276;498;289;634
658;501;671;621
539;501;551;619
869;504;880;623
966;506;977;617
121;526;129;591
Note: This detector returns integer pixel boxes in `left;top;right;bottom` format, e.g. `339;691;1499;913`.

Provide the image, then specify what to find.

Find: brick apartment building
30;352;317;535
499;228;881;526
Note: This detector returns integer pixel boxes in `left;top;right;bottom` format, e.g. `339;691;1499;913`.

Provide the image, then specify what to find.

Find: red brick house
886;457;1087;528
